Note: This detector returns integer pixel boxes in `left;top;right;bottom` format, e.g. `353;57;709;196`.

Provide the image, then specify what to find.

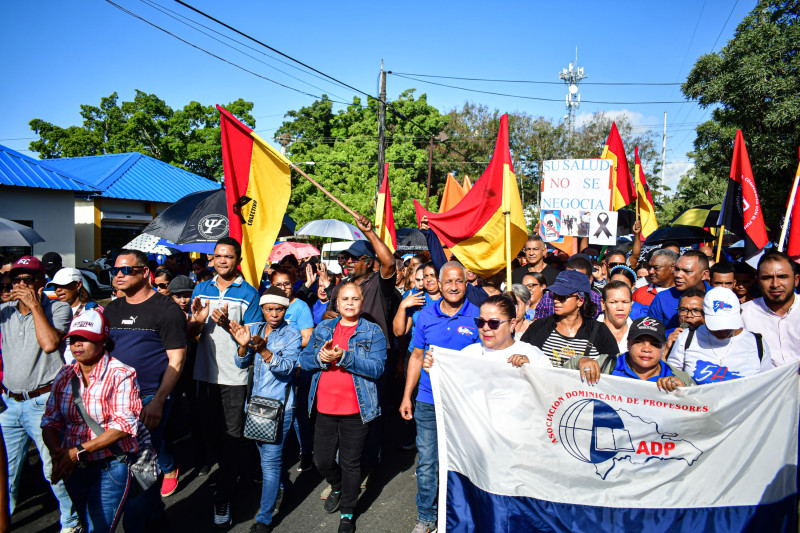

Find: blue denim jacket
300;317;386;423
234;321;302;408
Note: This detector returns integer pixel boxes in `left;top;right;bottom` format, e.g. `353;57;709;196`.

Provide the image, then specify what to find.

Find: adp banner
430;348;799;533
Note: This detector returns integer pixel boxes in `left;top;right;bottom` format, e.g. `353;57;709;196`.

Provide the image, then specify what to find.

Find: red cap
10;256;46;278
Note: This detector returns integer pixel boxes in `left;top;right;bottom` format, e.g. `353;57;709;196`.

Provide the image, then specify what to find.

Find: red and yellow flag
218;105;291;287
439;173;467;213
602;122;634;210
634;146;658;239
414;114;527;277
375;163;397;253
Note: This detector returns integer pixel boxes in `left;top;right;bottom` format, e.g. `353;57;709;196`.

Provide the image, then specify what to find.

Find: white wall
0;187;77;267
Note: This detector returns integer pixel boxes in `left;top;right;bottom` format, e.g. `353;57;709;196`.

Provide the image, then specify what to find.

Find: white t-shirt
597;316;632;354
667;325;772;384
461;340;551;368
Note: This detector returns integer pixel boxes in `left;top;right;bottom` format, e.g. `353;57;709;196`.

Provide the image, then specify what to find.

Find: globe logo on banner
556;399;703;479
198;214;229;240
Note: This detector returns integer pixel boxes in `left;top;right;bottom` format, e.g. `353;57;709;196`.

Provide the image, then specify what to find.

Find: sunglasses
154;283;170;290
474;318;512;330
110;266;145;277
552;293;577;302
606;262;624;270
12;276;36;284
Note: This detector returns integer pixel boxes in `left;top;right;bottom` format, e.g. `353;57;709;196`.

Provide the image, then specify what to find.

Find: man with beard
741;251;800;367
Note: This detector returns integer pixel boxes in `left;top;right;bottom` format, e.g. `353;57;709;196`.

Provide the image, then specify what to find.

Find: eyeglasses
1;283;12;292
154;283;170;290
474;318;512;330
272;281;293;288
525;283;540;289
12;276;36;284
678;307;704;316
110;266;144;277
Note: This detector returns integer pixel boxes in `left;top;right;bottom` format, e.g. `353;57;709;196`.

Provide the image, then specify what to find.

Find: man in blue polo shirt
189;237;261;528
649;250;711;332
400;261;479;533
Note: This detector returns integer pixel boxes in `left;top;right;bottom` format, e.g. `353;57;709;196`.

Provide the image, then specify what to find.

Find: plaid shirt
534;290;603;320
41;354;141;461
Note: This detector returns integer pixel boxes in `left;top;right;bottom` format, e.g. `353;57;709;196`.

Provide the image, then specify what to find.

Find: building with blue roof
0;144;220;266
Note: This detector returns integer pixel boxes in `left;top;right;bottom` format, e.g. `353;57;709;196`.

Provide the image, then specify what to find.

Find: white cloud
661;160;694;194
574;109;650;128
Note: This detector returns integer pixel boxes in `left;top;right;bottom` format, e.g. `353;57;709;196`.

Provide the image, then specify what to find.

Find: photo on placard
539;210;563;243
561;210;579;236
588;210;618;246
577;210;591;237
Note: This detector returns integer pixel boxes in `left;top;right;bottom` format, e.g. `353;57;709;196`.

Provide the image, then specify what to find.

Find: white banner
431;347;799;528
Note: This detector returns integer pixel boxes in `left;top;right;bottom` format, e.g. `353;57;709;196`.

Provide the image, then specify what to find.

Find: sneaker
161;468;179;497
213;500;232;529
338;516;355;533
249;522;273;533
320;484;332;500
297;452;313;472
411;521;437;533
324;490;342;513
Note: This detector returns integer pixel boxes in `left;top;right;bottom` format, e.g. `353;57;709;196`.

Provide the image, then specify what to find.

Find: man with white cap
668;287;772;384
46;268;98;317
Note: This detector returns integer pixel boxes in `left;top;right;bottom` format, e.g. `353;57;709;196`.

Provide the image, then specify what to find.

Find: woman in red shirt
300;282;387;533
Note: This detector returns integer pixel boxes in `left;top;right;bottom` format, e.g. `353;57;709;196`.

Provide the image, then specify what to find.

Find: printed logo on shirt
693;361;742;384
457;326;475;336
120;316;138;325
552;345;577;366
712;300;733;312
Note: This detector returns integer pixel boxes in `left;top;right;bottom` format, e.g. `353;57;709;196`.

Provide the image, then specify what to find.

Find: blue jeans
415;400;438;524
0;392;79;529
255;407;294;525
65;457;130;533
292;370;313;455
140;394;175;473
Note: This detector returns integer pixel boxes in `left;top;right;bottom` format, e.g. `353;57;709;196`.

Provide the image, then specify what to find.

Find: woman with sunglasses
424;294;549;370
520;270;619;367
153;268;174;297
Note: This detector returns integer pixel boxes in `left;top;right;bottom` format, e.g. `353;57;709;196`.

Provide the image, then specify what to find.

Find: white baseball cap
46;268;83;288
703;287;743;331
326;262;342;275
66;309;109;342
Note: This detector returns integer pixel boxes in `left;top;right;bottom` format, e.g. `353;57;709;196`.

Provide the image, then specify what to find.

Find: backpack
683;328;763;361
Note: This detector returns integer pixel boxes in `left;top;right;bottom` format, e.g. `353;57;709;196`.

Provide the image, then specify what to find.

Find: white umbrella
296;219;367;241
124;233;181;255
0;217;45;246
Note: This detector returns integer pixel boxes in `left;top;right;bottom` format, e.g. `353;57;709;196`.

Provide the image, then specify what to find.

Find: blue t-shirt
612;352;674;382
411;299;480;404
286;298;314;332
312;299;328;325
649;282;712;331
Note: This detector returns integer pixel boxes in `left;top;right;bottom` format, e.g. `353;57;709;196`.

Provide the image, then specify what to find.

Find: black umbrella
643;225;715;245
143;189;295;244
395;228;428;252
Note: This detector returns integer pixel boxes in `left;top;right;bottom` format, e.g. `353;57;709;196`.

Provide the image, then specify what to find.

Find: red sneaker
161;468;179;497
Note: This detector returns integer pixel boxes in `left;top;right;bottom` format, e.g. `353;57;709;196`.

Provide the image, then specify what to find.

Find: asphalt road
10;424;422;533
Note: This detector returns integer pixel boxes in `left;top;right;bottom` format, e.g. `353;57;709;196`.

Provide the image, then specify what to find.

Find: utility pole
425;136;433;209
661;112;667;187
559;47;586;143
376;61;387;198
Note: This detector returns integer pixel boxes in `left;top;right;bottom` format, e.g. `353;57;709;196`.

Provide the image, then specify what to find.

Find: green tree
278;90;447;227
29;91;255;181
681;0;800;229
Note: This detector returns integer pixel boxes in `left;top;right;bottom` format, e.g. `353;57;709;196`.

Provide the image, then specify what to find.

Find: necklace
705;329;734;365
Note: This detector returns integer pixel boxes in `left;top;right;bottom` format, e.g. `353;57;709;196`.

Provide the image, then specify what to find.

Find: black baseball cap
628;317;666;344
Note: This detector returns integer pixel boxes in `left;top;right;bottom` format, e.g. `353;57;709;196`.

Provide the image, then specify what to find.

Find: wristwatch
75;444;87;462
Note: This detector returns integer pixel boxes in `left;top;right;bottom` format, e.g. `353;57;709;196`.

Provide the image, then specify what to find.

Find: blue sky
0;0;754;193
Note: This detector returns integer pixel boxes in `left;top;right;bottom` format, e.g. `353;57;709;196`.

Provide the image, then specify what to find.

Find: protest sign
588;210;618;246
541;159;613;212
431;348;799;533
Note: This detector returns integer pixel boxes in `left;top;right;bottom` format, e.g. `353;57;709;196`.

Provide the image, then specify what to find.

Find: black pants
197;381;247;501
313;412;370;514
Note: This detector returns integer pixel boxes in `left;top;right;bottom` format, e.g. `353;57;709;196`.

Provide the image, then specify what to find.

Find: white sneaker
213;501;232;529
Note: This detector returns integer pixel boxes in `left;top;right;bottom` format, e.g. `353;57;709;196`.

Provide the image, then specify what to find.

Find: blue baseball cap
547;270;591;296
346;240;376;259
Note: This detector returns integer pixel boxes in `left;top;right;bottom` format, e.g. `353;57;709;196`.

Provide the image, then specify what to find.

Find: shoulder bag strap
70;376;127;459
754;333;764;361
599;354;618;373
684;328;696;351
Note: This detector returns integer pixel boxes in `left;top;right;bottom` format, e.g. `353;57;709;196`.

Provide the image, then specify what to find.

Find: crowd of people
0;212;798;533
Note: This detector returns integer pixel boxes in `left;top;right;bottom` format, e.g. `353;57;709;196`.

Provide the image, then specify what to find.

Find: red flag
717;130;768;260
785;148;800;261
601;122;634;210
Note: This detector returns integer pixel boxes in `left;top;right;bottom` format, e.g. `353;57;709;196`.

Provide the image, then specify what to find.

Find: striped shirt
41;354;141;461
540;329;600;368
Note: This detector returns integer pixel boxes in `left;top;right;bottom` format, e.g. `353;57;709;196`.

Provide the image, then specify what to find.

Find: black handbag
243;384;291;443
70;377;160;497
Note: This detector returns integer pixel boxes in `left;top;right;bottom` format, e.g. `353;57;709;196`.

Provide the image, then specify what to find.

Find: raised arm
354;214;396;279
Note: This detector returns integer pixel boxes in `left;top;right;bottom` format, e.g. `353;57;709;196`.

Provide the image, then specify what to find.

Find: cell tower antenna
559;48;586;143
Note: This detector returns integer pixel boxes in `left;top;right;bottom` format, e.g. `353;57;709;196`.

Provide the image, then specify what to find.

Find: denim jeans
254;407;294;525
292;369;313;455
65;456;130;533
0;392;79;529
414;400;438;524
140;394;175;473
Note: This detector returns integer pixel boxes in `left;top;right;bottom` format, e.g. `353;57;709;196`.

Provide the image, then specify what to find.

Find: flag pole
290;162;359;219
777;150;800;252
503;165;512;291
715;225;725;263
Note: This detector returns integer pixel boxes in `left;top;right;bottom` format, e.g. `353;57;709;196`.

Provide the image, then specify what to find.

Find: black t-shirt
104;293;187;396
512;264;559;287
328;270;396;340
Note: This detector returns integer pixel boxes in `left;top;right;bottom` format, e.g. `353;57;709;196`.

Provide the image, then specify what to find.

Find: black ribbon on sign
593;212;612;238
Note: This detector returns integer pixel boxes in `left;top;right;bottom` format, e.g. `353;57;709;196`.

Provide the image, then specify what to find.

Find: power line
173;0;476;163
390;73;693;105
712;0;741;51
389;72;683;86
